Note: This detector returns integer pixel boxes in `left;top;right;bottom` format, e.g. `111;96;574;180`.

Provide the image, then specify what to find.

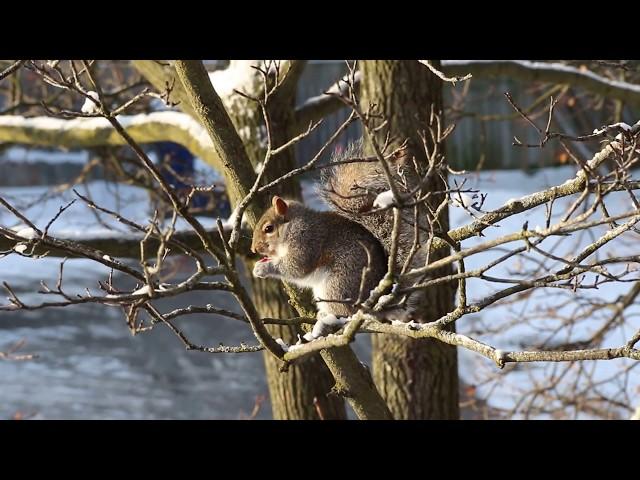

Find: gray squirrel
251;140;435;335
251;196;387;318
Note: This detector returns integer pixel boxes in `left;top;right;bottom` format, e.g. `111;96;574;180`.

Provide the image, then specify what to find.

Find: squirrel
251;139;437;337
251;196;387;320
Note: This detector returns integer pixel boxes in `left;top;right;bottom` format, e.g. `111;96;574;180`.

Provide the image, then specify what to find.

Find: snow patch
391;319;420;329
104;285;152;299
12;227;38;240
208;60;274;111
0;112;213;152
275;338;289;352
13;243;28;253
376;294;395;307
287;343;304;353
304;314;349;341
81;91;100;114
593;122;632;135
296;71;362;112
131;285;152;296
441;60;640;97
373;190;394;209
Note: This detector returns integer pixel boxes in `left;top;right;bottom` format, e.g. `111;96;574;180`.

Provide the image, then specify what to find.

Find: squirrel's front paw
252;260;273;278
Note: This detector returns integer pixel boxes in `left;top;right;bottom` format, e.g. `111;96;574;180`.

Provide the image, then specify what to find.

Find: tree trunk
171;60;345;419
216;62;347;420
252;277;344;419
361;60;460;419
174;60;392;420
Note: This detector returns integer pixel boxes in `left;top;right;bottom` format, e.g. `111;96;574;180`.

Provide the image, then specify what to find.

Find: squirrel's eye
264;224;274;234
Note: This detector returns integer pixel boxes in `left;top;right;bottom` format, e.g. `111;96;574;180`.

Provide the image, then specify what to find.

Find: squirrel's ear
273;196;288;216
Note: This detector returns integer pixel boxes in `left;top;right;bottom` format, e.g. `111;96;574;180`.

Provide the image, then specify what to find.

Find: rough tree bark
172;60;346;420
360;60;460;419
220;62;347;420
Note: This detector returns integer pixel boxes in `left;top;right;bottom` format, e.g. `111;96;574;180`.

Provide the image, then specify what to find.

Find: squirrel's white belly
290;268;331;312
273;243;331;313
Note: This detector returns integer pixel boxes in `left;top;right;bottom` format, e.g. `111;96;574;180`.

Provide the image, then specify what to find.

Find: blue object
150;142;208;209
154;142;194;187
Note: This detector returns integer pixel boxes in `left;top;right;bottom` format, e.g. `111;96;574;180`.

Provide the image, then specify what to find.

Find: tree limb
173;61;263;226
293;60;640;128
130;60;197;118
441;60;640;107
294;71;361;134
0;112;224;171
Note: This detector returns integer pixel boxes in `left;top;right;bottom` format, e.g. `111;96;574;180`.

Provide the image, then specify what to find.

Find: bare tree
2;59;640;419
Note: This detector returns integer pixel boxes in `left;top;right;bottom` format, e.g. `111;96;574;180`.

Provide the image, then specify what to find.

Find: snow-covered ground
308;166;640;417
1;167;639;418
1;180;222;239
0;180;267;419
0;179;230;309
447;167;640;417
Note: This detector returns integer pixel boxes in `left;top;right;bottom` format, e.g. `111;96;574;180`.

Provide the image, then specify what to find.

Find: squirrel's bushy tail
319;139;421;257
319;139;398;254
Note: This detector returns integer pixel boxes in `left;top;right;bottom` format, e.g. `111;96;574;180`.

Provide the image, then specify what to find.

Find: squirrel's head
251;196;290;260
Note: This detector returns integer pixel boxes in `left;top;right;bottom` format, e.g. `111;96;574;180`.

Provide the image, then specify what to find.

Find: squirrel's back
285;201;387;272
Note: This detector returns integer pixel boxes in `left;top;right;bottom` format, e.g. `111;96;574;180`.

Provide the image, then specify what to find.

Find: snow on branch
0;111;224;171
419;60;472;84
209;60;265;108
441;60;640;107
208;60;298;111
295;71;362;132
295;60;640;127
